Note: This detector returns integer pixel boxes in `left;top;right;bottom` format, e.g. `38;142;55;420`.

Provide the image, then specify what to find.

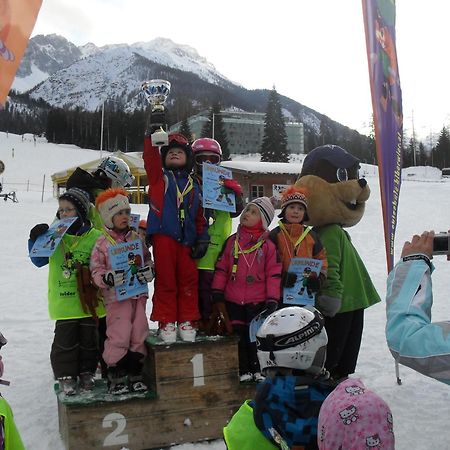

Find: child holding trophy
142;80;209;344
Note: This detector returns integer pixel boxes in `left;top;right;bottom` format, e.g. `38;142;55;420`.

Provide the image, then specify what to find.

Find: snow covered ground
0;132;449;450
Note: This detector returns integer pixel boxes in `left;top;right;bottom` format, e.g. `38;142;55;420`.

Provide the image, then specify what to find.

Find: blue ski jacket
386;256;450;385
143;136;208;247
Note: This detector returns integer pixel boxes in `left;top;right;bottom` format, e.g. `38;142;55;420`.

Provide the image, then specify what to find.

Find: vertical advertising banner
0;0;43;105
362;0;403;272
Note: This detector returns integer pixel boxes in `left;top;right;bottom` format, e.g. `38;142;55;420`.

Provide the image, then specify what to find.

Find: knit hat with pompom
95;188;130;229
278;186;309;221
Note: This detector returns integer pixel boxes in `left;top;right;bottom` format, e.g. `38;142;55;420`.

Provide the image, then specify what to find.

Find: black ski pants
324;308;364;379
50;317;99;379
226;302;265;375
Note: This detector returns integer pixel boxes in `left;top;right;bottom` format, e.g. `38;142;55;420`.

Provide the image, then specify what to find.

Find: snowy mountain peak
13;34;82;92
79;42;101;59
14;34;228;97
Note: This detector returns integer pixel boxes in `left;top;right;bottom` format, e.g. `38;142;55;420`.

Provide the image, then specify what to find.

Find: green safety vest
48;227;106;320
0;397;25;450
88;204;104;231
197;210;232;271
223;400;278;450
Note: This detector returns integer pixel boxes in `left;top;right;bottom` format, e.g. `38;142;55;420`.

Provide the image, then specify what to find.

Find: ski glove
222;178;243;196
136;265;154;284
102;269;126;287
316;294;341;317
207;301;233;336
265;299;278;314
191;241;209;259
147;109;167;135
211;290;225;303
282;272;297;288
29;223;49;241
306;275;321;293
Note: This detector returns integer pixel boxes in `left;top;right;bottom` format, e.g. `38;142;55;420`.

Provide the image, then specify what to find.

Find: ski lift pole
41;174;45;203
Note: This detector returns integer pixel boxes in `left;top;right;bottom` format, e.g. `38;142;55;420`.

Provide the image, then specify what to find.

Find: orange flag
0;0;43;105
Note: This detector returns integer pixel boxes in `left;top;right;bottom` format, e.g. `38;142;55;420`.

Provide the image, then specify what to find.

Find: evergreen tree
403;137;415;168
260;88;289;162
418;141;427;166
434;127;450;169
201;107;212;138
304;128;319;153
179;117;193;142
319;118;334;146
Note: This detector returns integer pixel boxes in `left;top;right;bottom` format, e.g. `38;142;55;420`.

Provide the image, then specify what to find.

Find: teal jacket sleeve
386;257;450;385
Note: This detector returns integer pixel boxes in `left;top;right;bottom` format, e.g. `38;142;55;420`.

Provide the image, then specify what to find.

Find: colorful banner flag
0;0;43;105
362;0;403;272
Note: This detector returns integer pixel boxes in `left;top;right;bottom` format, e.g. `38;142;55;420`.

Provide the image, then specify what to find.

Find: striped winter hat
246;196;275;230
59;187;91;220
278;186;309;221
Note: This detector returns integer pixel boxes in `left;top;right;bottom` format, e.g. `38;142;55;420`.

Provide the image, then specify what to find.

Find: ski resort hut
220;160;304;206
51;151;148;203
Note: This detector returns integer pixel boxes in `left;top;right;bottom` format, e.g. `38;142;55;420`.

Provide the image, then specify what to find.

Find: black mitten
306;275;321;292
146;110;167;135
191;241;209;259
29;223;49;241
265;299;278;314
282;272;297;288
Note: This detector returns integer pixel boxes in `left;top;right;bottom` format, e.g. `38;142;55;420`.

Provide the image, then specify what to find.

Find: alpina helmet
256;306;328;374
96;156;134;188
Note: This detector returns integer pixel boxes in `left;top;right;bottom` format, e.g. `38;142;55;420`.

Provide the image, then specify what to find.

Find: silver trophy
141;79;171;146
141;79;171;112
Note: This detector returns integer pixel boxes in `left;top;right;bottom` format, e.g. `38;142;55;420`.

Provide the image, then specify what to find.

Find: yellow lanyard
278;221;312;254
175;175;194;221
103;231;117;245
232;236;264;276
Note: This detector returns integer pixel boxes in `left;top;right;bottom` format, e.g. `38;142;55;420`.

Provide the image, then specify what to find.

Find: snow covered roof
221;160;303;175
51;151;145;182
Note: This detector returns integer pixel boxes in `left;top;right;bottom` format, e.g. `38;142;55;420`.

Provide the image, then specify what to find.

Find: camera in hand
433;232;450;255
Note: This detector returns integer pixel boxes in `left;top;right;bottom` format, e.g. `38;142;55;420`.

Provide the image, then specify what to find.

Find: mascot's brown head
296;145;370;228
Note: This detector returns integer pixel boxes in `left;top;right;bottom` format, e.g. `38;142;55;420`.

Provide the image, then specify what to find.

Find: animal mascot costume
296;145;380;380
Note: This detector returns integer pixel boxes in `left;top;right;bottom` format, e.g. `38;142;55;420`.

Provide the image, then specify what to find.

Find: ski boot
79;372;95;391
58;376;77;396
107;367;129;395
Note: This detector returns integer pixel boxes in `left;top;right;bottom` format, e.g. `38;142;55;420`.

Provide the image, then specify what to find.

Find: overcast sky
31;0;449;141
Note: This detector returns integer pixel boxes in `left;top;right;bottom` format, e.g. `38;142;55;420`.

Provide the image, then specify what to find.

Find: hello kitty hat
317;378;395;450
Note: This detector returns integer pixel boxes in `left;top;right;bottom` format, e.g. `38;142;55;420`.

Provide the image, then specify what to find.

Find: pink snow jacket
212;226;282;306
90;228;152;304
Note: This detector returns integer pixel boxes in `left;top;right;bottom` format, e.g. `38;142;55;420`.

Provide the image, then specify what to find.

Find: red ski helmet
192;138;222;157
192;138;222;170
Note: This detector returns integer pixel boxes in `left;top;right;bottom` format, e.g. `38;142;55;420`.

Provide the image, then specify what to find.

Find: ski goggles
195;153;221;165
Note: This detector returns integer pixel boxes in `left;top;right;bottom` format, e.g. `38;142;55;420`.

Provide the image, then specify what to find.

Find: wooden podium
57;334;255;449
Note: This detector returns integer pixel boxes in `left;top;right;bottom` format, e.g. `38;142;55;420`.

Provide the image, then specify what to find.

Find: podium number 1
190;353;205;386
103;412;128;447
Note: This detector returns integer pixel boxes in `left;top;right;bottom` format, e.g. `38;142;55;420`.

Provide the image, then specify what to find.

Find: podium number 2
103;412;128;447
190;353;205;386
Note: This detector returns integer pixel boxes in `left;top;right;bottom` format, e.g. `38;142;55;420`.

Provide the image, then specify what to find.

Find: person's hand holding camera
401;231;434;259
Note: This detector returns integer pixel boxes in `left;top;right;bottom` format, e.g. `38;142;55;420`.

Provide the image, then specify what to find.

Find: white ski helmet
96;156;134;188
256;306;328;375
